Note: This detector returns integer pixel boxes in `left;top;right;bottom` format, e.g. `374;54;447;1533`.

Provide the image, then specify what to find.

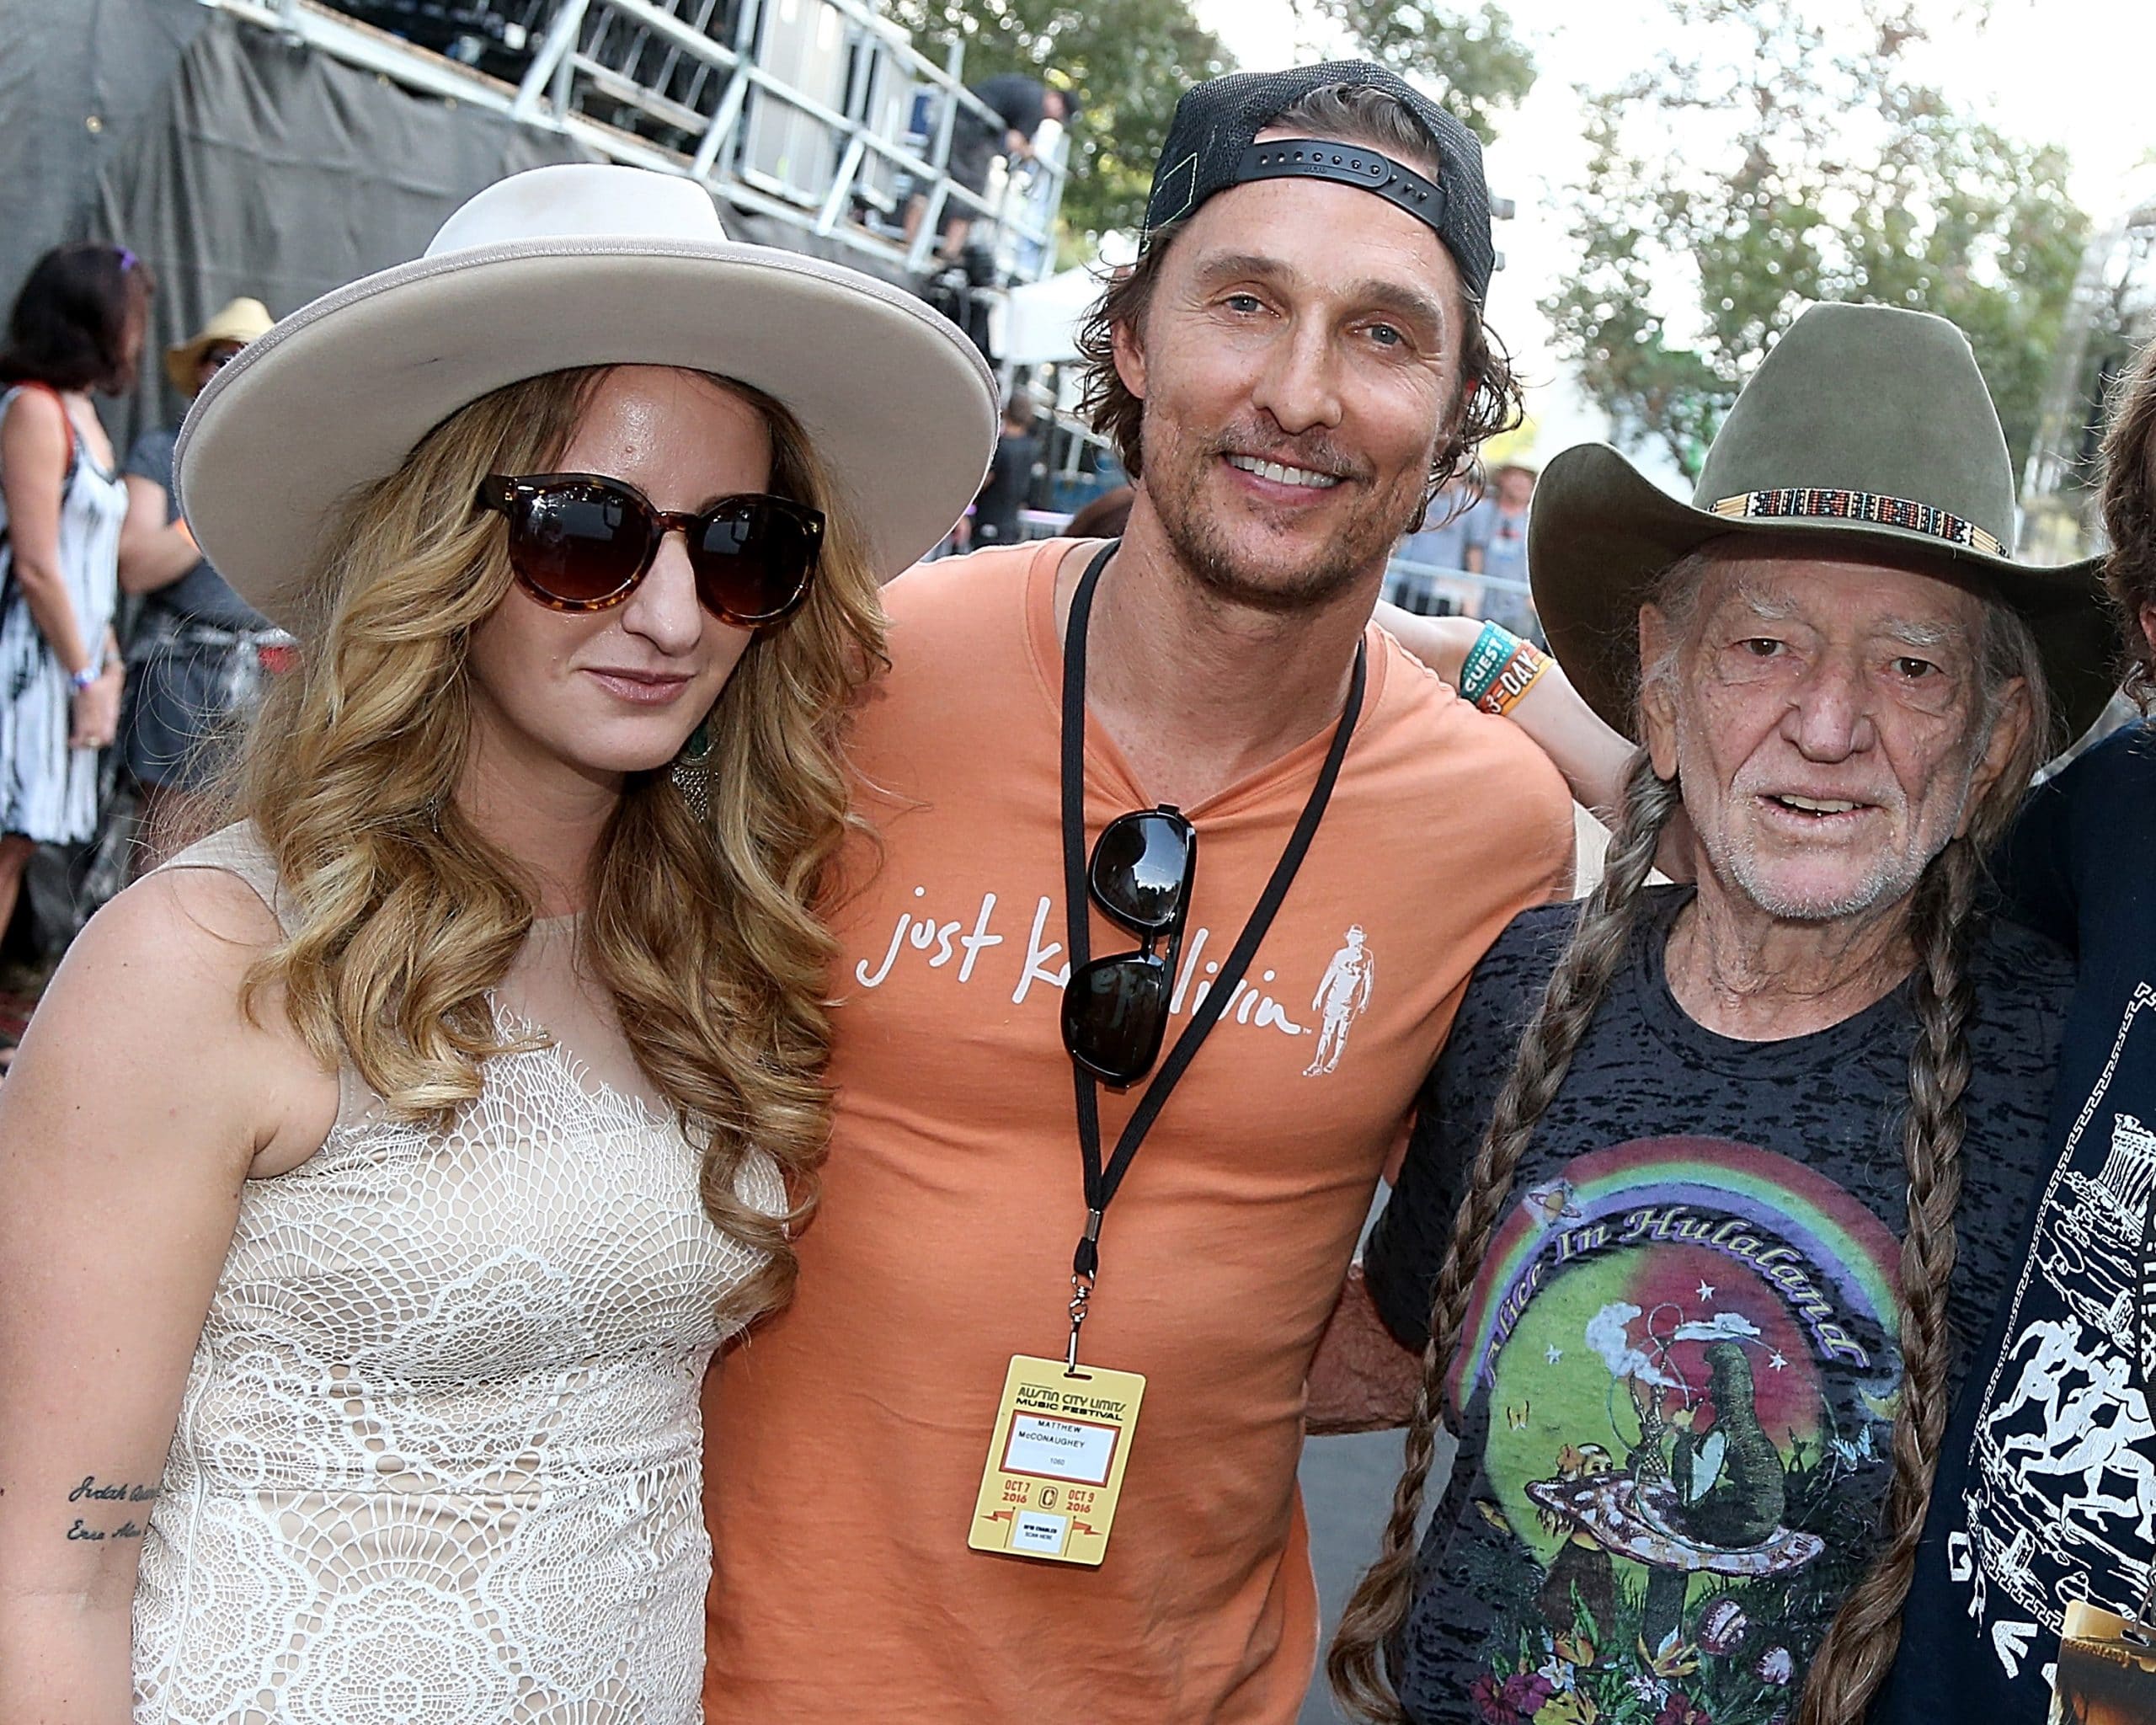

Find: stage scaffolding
215;0;1071;287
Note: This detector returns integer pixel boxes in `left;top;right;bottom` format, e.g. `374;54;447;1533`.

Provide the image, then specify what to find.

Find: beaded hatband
1710;487;2004;557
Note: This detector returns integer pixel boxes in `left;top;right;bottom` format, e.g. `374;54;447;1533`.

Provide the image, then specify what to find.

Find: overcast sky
1187;0;2156;480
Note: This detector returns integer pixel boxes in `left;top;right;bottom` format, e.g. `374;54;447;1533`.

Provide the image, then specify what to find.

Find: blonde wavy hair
232;364;884;1322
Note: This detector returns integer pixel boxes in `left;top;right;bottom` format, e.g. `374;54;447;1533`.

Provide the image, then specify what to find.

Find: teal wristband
1456;621;1524;708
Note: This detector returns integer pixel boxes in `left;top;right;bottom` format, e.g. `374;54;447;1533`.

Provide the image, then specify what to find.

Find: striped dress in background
0;385;127;844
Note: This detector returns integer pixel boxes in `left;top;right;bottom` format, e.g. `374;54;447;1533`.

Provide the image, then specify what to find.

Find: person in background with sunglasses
0;242;147;969
115;296;288;873
698;64;1577;1725
0;163;996;1722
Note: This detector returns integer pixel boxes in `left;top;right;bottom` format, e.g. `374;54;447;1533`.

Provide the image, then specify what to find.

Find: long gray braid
1326;750;1680;1723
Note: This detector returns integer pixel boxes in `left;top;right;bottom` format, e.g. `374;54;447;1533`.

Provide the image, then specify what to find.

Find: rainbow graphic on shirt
1448;1136;1903;1419
1427;1137;1907;1725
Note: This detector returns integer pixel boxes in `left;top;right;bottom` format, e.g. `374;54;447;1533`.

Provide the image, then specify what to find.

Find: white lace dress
131;826;783;1725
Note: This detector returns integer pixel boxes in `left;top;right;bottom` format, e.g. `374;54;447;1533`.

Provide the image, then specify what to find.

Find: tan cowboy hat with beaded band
164;297;275;397
174;163;999;628
1527;301;2118;745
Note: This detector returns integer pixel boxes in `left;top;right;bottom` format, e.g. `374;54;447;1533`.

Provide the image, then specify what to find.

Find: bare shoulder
63;863;283;1000
0;381;67;432
0;383;69;459
12;865;337;1178
26;866;283;1089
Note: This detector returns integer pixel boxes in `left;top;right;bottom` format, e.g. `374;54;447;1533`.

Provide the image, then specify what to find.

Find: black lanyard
1058;540;1366;1363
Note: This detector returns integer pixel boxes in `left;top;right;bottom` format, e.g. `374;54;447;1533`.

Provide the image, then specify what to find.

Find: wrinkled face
1113;128;1466;613
1642;553;2025;922
465;366;766;790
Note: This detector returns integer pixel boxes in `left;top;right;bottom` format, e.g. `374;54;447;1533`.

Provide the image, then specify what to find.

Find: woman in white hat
115;296;286;870
0;163;996;1722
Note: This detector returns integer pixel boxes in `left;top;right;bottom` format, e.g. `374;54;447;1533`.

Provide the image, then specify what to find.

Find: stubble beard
1683;732;1977;923
1140;416;1429;617
1719;829;1926;923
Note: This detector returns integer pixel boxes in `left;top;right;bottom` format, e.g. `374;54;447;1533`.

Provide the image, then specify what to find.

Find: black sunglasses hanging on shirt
1056;539;1364;1364
1062;805;1198;1086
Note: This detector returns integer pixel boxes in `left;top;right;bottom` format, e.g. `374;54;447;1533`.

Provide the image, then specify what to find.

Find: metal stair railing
227;0;1067;285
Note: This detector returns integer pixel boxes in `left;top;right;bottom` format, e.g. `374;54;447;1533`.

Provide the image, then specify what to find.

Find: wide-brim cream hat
165;296;275;397
175;163;999;627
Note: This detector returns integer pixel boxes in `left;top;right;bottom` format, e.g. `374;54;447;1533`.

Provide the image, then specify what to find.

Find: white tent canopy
995;264;1102;365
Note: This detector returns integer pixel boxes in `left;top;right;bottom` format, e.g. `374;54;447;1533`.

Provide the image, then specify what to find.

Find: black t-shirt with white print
1363;886;2070;1725
1876;721;2156;1723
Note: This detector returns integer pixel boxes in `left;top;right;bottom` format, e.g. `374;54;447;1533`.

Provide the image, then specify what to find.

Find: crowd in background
1394;461;1540;638
0;241;286;1007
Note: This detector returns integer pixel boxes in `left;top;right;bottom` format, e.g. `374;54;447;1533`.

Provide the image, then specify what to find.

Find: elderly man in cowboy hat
1308;301;2113;1725
115;295;283;867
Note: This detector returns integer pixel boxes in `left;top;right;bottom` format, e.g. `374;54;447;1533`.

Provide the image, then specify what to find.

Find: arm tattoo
61;1474;163;1541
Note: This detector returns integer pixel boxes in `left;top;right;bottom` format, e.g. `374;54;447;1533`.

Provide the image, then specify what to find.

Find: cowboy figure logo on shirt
1305;925;1377;1076
1955;988;2156;1679
1443;1140;1903;1725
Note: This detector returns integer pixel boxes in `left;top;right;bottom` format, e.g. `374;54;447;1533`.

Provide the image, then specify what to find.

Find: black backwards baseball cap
1140;61;1496;302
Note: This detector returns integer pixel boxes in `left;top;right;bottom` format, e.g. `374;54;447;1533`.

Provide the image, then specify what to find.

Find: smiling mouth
1224;453;1344;490
1764;793;1871;820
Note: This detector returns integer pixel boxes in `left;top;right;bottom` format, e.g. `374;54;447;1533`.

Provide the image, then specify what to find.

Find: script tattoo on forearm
61;1474;161;1542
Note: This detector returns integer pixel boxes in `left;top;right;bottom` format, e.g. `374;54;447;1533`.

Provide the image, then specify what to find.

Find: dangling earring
672;715;716;824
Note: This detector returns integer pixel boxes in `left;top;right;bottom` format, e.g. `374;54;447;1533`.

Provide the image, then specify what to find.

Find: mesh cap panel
1140;61;1495;300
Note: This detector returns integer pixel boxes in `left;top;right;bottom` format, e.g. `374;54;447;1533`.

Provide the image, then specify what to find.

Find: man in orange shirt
702;61;1576;1721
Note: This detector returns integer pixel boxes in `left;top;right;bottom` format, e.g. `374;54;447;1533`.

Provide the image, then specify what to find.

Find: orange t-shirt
702;542;1572;1722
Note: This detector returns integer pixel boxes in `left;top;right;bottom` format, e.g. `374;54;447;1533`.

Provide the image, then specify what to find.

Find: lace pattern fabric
132;827;781;1724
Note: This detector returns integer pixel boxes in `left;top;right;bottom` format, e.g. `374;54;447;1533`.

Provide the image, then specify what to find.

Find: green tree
885;0;1233;241
1294;0;1535;144
1545;0;2087;478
